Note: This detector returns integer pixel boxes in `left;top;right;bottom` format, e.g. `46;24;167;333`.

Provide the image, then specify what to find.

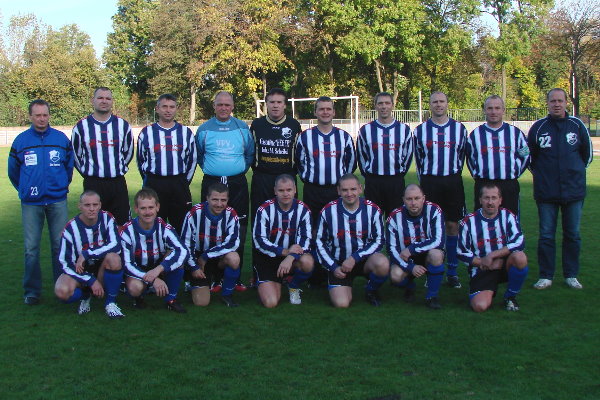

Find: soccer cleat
166;299;187;313
133;296;147;309
425;297;441;310
221;295;239;307
24;296;40;306
446;275;462;288
365;290;382;307
289;288;302;305
533;278;552;290
184;281;192;293
210;280;222;293
504;297;520;311
105;302;125;319
235;280;248;292
404;288;416;303
78;297;91;315
565;277;583;289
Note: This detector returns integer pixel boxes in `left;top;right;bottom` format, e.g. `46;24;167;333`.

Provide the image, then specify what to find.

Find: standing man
72;87;134;226
458;184;529;312
465;95;530;216
295;96;357;223
253;174;314;307
9;99;74;305
387;184;446;309
413;91;468;288
357;92;413;216
137;94;197;234
181;183;242;307
528;88;593;290
316;174;389;308
54;191;125;318
250;88;302;217
120;188;189;313
196;91;254;292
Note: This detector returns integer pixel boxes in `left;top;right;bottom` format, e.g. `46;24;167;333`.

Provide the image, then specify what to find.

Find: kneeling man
253;174;314;307
458;184;529;312
120;188;189;313
387;184;446;309
316;174;389;307
181;183;241;307
54;191;125;318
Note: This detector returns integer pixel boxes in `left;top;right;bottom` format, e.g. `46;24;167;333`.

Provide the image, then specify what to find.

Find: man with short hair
72;87;134;226
387;184;446;309
181;183;241;307
358;92;413;216
9;99;74;305
253;174;314;307
465;95;529;215
54;191;125;318
137;94;197;233
250;88;302;217
528;88;593;290
120;188;189;313
316;174;389;308
295;96;357;223
196;91;254;292
458;184;529;312
413;91;467;288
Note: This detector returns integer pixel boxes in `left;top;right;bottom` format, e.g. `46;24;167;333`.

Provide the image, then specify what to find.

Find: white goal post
256;95;360;136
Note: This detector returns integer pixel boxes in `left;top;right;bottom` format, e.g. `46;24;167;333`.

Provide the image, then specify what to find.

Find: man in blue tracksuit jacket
8;99;74;304
527;88;593;290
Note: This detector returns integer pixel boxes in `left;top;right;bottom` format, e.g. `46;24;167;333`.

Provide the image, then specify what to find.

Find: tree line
0;0;598;126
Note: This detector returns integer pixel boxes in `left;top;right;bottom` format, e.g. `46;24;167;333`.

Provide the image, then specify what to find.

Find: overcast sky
0;0;118;56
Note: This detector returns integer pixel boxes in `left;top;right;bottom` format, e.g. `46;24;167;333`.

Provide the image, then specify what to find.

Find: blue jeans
21;200;69;298
537;200;583;280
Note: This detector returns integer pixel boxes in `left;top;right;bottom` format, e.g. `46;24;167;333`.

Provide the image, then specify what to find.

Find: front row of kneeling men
54;173;528;318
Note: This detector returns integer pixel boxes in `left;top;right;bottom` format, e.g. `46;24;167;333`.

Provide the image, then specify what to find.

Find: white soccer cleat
105;302;125;319
289;288;302;305
533;278;552;290
565;277;583;289
78;297;91;315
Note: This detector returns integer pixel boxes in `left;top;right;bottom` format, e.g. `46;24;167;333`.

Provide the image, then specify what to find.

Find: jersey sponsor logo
215;139;236;152
476;236;506;248
566;132;578;145
403;234;426;246
481;146;509;154
134;248;160;257
89;139;118;148
281;127;293;139
270;227;296;235
425;140;456;149
49;150;60;163
153;143;183;152
336;229;367;238
312;149;341;158
371;143;400;150
25;153;38;166
82;239;106;251
198;233;225;242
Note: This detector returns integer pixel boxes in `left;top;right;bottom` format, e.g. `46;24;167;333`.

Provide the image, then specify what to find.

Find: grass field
1;146;598;399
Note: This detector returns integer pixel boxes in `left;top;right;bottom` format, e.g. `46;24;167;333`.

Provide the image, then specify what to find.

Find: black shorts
250;171;297;224
363;173;405;217
202;173;249;226
144;173;192;233
327;259;368;287
253;251;291;284
184;257;221;288
419;173;465;222
473;178;520;216
302;182;339;226
83;256;106;277
468;263;508;296
83;176;130;225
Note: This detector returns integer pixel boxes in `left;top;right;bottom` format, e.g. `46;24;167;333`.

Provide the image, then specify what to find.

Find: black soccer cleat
425;297;441;310
404;288;416;303
166;299;187;313
133;296;147;309
446;275;462;288
365;290;382;307
504;297;520;311
221;295;239;308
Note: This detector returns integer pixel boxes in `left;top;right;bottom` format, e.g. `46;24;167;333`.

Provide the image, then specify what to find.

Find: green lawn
1;147;598;399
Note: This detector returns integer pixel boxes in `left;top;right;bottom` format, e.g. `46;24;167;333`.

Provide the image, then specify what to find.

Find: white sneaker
105;302;125;319
289;288;302;305
565;277;583;289
78;297;91;315
533;278;552;289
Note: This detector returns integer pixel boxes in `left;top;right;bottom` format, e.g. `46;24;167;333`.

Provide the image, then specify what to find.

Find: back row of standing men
9;87;592;311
